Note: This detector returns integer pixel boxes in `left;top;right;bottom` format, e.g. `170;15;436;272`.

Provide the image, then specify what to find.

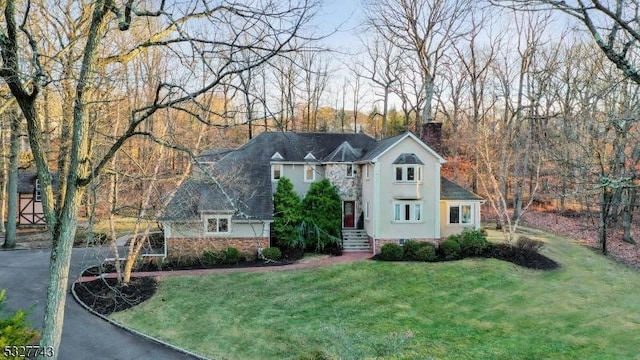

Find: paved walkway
0;248;198;360
78;251;373;282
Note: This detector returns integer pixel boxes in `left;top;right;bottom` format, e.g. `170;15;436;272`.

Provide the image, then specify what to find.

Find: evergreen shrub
380;243;404;261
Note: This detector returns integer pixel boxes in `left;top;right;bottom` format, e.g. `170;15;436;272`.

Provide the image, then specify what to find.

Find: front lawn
110;228;640;359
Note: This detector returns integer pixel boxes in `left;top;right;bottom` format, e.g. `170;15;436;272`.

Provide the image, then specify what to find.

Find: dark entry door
343;201;355;228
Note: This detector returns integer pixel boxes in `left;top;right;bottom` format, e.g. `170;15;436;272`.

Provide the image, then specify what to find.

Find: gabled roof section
392;153;424;165
440;177;484;201
304;152;318;161
271;152;284;160
323;141;363;162
360;132;446;164
18;171;60;193
160;178;236;222
255;132;377;162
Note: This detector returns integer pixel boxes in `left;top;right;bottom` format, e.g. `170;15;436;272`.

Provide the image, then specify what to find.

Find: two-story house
160;130;483;258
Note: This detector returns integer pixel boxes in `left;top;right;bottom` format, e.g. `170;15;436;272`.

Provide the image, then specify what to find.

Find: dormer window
393;153;423;183
394;165;422;183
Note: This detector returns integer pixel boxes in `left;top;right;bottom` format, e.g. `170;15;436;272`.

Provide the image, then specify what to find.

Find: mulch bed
75;245;558;316
482;244;560;270
73;277;157;315
81;258;296;277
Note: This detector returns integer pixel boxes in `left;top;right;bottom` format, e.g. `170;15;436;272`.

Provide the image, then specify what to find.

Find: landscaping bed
74;277;157;315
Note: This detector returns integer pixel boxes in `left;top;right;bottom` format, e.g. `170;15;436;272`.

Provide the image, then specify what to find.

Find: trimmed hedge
262;247;282;261
380;243;404;261
458;229;489;256
414;243;437;262
440;237;462;260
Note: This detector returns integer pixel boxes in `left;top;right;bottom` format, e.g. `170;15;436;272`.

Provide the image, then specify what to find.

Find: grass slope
111;228;640;359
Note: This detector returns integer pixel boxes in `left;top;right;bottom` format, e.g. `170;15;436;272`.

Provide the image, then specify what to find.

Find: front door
343;201;355;228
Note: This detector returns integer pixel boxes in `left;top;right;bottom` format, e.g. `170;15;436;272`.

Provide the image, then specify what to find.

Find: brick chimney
421;122;443;154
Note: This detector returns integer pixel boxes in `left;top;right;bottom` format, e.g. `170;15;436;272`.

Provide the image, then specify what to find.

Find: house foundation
166;237;269;261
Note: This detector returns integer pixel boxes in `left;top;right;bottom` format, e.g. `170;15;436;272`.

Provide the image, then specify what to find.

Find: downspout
372;161;380;254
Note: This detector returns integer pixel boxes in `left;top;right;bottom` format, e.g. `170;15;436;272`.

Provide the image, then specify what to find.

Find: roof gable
360;132;446;164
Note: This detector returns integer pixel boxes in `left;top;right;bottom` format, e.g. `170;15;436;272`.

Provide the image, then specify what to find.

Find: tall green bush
273;177;304;249
380;243;404;261
301;179;342;252
440;237;462;260
0;290;39;352
458;229;489;256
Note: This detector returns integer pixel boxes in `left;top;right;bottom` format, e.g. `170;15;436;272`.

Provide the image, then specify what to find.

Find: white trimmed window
304;164;316;182
35;179;41;202
365;165;370;179
394;165;422;183
393;201;422;222
346;164;354;178
365;201;370;220
271;164;282;181
204;215;231;234
449;204;472;225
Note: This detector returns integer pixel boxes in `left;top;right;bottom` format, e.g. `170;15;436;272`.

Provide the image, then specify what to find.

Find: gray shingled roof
323;141;363;162
17;171;59;193
359;133;406;162
162;132;377;222
161;132;481;223
440;177;484;201
392;153;424;165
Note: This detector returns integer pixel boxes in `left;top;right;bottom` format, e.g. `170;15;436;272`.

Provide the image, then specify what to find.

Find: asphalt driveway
0;247;198;360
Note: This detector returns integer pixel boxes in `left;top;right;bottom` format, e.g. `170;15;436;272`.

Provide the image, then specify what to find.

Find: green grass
111;227;640;359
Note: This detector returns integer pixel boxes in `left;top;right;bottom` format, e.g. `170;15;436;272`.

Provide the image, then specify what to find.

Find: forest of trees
0;0;639;358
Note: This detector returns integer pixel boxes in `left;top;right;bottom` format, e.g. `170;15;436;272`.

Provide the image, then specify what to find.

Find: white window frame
393;165;422;183
304;164;316;182
204;215;232;235
448;204;473;225
271;164;282;181
365;165;370;180
365;201;370;220
35;179;41;202
392;201;423;223
346;164;354;178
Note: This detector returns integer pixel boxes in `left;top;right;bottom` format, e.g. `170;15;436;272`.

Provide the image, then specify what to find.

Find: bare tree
496;0;640;85
300;51;331;131
0;1;320;357
365;0;473;128
359;36;401;138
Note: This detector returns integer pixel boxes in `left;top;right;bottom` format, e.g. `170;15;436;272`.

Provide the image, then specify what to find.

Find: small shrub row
379;241;437;262
440;229;490;259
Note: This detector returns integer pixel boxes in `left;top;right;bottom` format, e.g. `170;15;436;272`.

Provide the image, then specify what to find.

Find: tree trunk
599;188;612;255
622;188;636;244
3;110;19;248
39;189;85;360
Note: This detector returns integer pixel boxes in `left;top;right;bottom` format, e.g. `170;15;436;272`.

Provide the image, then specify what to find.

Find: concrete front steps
341;229;371;252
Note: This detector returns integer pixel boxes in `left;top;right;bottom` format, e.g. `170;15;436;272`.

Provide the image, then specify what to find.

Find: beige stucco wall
439;200;482;238
374;136;441;240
